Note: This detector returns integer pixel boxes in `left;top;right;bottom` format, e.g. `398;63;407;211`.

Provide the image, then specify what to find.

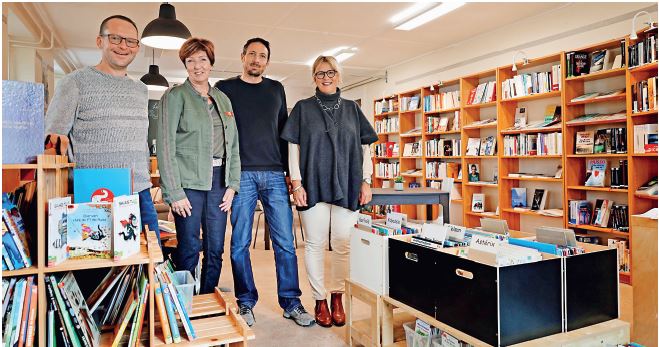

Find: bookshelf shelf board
567;153;628;158
567;94;626;106
634;193;658;200
401;156;422;159
631;109;658;117
463;101;497;109
400;133;423;138
374;111;399;117
631;153;658;157
151;315;255;346
465;182;498;188
399;108;423;114
424;107;460;115
426;178;462;183
501;126;563;135
565;67;627;82
567;185;629;193
463;122;497;130
464;155;498;159
502;208;563;218
425;130;461;135
501;90;562;103
502;176;563;182
628;61;658;73
44;244;158;273
565;117;627;127
377;131;399;136
375;157;399;160
568;223;629;236
465;211;500;218
2;163;38;169
501;155;563;159
2;265;39;277
401;173;423;178
451;199;464;204
426;155;462;159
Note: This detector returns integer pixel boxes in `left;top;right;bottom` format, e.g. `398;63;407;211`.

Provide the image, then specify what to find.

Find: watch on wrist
362;178;372;186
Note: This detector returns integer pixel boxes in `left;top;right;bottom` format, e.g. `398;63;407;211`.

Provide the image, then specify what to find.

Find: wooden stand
631;215;658;346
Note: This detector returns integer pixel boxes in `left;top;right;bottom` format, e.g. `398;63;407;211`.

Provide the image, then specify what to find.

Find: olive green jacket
157;79;241;204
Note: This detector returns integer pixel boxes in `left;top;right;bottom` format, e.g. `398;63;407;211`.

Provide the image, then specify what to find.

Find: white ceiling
28;2;568;102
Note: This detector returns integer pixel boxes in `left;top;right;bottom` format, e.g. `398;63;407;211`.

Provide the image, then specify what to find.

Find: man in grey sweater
44;15;159;241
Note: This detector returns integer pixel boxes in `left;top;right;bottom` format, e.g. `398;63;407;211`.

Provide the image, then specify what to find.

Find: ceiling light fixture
141;3;192;50
630;11;657;40
395;2;465;31
140;48;169;91
511;51;529;72
306;47;358;65
389;2;437;24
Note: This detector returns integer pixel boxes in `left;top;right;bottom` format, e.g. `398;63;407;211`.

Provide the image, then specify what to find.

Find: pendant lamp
141;3;191;50
140;49;169;91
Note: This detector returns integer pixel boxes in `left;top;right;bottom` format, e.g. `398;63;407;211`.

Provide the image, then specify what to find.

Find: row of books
633;123;658;153
511;188;548;210
373;142;399;158
502;132;562;156
583;159;628;188
425;162;461;180
631;76;658;114
608;238;630;272
565;111;626;125
568;199;629;230
426;111;459;133
466;81;496;105
636;177;658;196
570;88;624;102
465;136;496;156
2;194;32;270
507;238;585;258
628;30;657;68
399;95;420;112
423;90;460;112
374;117;399;134
154;261;197;344
565;45;625;78
425;138;461;157
357;220;422;236
575;128;627;155
464;117;496;128
375;162;400;179
375;98;398;115
363;204;401;216
2;276;38;347
501;65;561;100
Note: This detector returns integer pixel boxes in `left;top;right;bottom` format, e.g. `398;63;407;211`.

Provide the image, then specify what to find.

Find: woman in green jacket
157;37;241;294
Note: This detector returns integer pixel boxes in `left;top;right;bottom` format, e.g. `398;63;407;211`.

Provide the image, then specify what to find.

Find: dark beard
247;69;262;77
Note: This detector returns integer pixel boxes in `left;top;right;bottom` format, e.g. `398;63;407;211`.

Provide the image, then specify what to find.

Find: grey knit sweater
45;66;151;193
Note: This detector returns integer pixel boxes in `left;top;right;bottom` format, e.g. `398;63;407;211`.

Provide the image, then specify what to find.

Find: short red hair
179;37;215;66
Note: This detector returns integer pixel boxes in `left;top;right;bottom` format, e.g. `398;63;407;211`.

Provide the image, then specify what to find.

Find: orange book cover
17;276;33;347
24;283;38;347
154;282;172;344
132;283;149;347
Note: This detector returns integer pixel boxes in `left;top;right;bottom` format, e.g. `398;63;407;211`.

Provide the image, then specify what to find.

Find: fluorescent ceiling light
389;2;437;24
306;47;357;65
395;2;465;31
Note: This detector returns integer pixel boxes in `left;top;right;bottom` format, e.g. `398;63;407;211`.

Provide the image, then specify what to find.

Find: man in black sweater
215;38;314;327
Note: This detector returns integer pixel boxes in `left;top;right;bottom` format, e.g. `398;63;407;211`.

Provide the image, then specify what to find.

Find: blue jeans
138;188;160;245
174;166;228;294
230;171;302;312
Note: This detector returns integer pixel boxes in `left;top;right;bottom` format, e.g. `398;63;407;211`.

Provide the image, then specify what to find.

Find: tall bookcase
367;27;657;284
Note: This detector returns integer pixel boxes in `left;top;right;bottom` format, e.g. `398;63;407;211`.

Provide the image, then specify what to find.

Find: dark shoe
238;304;255;327
283;305;315;327
314;299;332;327
330;292;345;326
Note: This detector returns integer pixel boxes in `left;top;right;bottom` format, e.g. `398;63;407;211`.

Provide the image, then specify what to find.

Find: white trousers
299;202;358;300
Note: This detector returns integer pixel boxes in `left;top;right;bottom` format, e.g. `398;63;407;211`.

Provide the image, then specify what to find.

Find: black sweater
281;88;378;211
215;77;288;172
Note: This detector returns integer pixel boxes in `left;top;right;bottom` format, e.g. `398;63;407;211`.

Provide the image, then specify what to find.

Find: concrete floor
214;218;634;347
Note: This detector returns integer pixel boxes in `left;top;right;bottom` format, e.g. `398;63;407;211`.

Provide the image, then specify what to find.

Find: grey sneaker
238;305;255;327
283;305;315;327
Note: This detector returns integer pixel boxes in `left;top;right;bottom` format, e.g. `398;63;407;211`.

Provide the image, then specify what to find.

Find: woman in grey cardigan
281;55;378;327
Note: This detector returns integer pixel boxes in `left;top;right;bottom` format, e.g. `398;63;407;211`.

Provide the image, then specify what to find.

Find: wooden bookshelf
566;185;629;193
500;90;561;103
502;176;562;183
566;94;626;106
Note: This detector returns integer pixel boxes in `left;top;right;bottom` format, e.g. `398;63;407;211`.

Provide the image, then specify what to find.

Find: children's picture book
112;195;142;261
585;159;607;187
511;188;527;208
575;131;595;154
59;272;101;347
471;194;485;213
67;203;112;259
467;164;480;182
47;196;72;267
73;168;132;203
531;189;548;211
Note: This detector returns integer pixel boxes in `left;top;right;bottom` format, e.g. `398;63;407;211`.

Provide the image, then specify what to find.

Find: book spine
17;276;34;347
6;279;26;347
24;281;38;347
169;281;197;340
129;282;149;347
45;276;73;347
110;300;137;347
47;303;55;347
57;281;92;347
47;276;82;347
160;280;181;343
154;282;173;344
2;212;31;267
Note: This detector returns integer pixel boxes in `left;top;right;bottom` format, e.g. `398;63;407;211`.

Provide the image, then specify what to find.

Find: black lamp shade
141;3;192;50
140;65;169;90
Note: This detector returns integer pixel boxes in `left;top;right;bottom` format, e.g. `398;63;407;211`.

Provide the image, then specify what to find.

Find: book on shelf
575;131;595;154
584;159;607;187
569;200;592;225
511;188;527;208
479;136;496;156
67;202;112;259
594;88;625;99
566;51;590;77
634;123;658;153
636;176;658;196
467;164;480;182
591;199;615;228
471;194;485;213
631;77;658;113
73;168;132;203
402;126;422;135
466;138;481;156
570;92;601;102
589;49;607;73
610;160;628;189
4;276;38;347
47;196;72;267
608;238;630;272
465;118;496;128
555;165;563;179
403;142;422;157
566;111;626;125
2;194;32;268
537;209;564;217
467;81;496;105
112;194;141;261
530;189;548;211
59;272;101;347
629;30;658;68
513;107;527;128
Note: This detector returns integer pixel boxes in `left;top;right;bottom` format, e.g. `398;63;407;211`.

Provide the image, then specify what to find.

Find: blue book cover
73;168;132;203
66;203;112;259
511;188;527;208
2;80;44;164
2;221;24;269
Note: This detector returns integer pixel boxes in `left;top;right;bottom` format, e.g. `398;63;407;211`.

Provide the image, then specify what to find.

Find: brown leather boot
314;299;332;327
330;292;345;326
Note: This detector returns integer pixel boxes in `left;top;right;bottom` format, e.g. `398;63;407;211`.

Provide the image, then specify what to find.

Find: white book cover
67;203;112;259
472;194;485;213
47;196;71;267
466;138;481;156
112;194;141;260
